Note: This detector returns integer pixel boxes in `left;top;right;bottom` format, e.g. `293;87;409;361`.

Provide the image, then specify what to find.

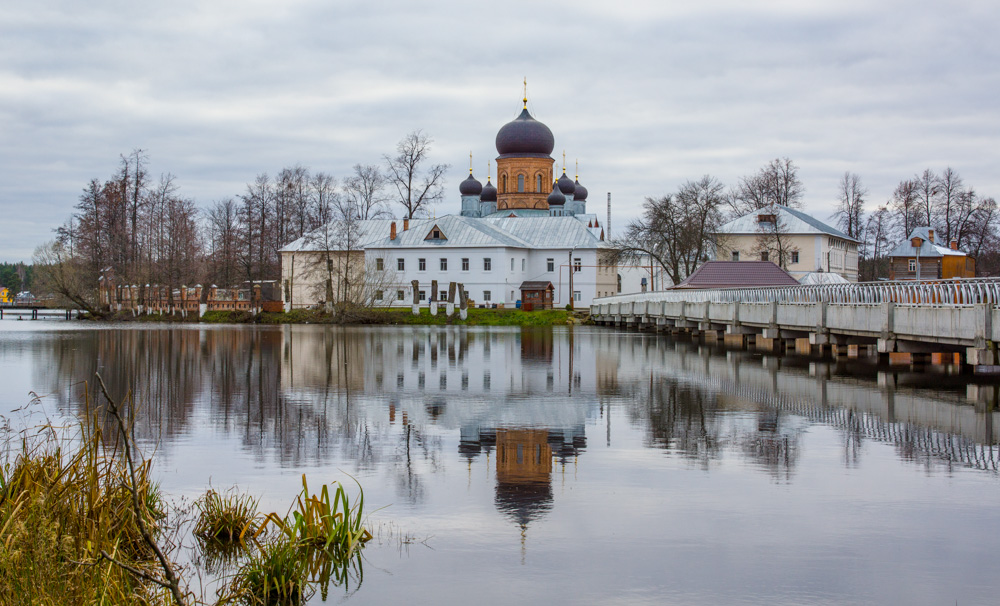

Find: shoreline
78;307;587;327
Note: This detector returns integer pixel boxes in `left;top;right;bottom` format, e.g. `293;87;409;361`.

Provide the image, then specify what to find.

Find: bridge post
966;303;994;366
877;301;896;354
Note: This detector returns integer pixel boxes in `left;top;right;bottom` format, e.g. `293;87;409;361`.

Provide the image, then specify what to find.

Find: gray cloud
1;0;998;260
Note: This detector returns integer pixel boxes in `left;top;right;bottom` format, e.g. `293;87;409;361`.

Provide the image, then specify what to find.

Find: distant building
280;96;619;308
887;227;975;280
713;205;860;282
674;261;799;289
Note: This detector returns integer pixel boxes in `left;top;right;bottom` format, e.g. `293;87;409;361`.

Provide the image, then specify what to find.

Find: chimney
403;218;409;231
950;239;958;251
390;221;397;240
927;229;934;243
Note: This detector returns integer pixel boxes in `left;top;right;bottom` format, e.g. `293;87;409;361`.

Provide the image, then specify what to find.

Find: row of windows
376;257;583;273
731;251;800;264
375;288;583;303
499;173;547;194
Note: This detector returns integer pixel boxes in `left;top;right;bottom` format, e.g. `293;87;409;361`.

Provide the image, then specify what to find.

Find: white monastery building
280;96;617;308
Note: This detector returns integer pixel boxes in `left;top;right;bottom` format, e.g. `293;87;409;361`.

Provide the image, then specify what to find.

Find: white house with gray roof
279;214;615;309
712;205;860;282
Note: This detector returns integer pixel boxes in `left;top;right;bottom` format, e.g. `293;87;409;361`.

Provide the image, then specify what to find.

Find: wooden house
887;227;975;280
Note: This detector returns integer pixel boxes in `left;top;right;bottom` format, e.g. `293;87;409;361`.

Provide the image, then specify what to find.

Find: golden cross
523;77;528;107
469;151;473;174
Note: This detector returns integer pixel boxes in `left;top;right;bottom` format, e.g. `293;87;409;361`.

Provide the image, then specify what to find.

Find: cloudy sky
1;0;997;262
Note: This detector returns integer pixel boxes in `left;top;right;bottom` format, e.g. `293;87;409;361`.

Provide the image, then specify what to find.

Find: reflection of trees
620;371;802;479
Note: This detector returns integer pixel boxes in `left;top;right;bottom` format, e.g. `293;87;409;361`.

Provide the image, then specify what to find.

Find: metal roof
281;213;605;253
715;205;858;242
887;227;967;258
674;261;799;289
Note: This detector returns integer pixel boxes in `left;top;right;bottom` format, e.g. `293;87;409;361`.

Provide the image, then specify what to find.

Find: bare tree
832;172;867;240
609;175;727;285
915;168;939;227
860;205;893;281
384;131;449;219
33;240;102;314
206;198;240;287
889;178;921;238
728;157;804;215
935;167;964;243
343;164;391;220
752;212;799;270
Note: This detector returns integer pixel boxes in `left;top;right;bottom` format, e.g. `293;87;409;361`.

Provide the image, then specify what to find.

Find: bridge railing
594;277;1000;307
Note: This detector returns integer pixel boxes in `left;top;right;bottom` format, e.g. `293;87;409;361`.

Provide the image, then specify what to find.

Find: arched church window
501;175;507;193
536;174;542;192
517;174;525;193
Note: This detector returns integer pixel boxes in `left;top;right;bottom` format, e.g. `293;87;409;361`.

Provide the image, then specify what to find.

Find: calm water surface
2;322;999;605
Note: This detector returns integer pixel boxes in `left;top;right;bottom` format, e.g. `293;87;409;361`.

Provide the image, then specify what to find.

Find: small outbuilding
519;281;555;310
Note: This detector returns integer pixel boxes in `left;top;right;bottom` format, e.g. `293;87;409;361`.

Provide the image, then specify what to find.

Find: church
279;95;619;310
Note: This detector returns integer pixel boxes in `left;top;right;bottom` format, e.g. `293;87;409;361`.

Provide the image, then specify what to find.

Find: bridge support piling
967;347;995;366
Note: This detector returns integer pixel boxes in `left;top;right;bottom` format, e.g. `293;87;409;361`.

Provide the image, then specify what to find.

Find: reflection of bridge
593;278;1000;365
603;333;1000;472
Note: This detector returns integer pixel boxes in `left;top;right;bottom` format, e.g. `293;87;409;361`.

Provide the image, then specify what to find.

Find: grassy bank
0;384;370;605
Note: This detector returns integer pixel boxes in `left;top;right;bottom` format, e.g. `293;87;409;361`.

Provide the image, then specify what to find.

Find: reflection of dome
459;173;483;196
481;178;497;202
495;481;553;527
496;108;555;157
547;183;566;206
557;171;576;196
573;180;588;201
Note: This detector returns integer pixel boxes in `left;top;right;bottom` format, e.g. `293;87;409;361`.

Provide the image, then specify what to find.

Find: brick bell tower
494;90;556;211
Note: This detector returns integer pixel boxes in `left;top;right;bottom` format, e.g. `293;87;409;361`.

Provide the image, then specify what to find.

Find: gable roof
674;261;800;289
715;205;858;242
887;227;967;258
280;213;606;253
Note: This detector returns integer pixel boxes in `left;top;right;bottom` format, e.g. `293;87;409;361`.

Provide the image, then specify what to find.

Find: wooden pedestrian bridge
591;278;1000;367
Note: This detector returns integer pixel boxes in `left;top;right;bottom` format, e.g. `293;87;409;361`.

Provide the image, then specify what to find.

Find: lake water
2;322;999;605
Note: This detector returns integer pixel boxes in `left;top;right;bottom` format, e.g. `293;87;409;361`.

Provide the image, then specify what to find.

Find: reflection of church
460;424;586;529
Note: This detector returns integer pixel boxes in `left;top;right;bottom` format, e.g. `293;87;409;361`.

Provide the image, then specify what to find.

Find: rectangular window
574;258;582;272
397;258;405;271
731;251;739;261
419;290;426;301
440;258;447;271
573;290;581;301
547;258;554;272
484;258;492;271
439;290;448;301
396;290;405;301
375;290;383;301
908;259;916;272
483;290;492;301
521;258;525;271
511;258;515;271
462;258;469;271
376;258;384;271
791;251;799;264
418;258;426;271
760;252;769;262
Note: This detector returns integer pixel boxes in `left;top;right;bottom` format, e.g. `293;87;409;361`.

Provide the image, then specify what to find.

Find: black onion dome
557;171;576;195
481;178;497;202
547;183;566;206
495;108;555;157
459;173;483;196
573;180;589;201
